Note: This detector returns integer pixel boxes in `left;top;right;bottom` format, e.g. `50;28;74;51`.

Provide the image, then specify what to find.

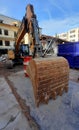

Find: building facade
0;14;21;54
57;28;79;42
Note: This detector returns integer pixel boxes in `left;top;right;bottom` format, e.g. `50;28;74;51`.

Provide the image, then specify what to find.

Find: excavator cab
20;44;29;57
6;44;29;68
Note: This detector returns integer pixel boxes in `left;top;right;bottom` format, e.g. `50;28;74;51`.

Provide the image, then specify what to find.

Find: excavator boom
15;4;37;54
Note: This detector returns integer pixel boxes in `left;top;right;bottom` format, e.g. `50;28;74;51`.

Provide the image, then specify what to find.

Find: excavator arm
7;4;42;68
15;4;42;57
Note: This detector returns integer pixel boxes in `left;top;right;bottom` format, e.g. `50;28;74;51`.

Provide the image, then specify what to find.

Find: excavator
6;4;69;107
6;4;57;68
6;4;43;68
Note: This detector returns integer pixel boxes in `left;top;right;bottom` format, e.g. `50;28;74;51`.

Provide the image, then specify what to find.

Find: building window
0;19;3;23
5;41;10;46
14;32;17;37
71;40;75;42
70;30;75;33
4;30;8;35
0;40;3;46
73;35;75;37
70;35;75;38
63;34;67;37
14;24;17;26
0;29;2;34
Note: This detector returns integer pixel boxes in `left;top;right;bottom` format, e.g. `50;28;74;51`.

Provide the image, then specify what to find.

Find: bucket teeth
52;91;57;100
64;86;68;93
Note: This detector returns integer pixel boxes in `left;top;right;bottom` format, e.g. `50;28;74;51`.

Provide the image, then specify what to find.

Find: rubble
0;54;8;62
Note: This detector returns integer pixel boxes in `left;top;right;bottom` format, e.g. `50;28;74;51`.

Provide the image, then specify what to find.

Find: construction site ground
0;62;79;130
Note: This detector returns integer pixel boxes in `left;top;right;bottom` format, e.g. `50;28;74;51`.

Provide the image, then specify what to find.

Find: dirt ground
69;69;79;82
0;63;79;130
0;62;23;77
0;62;40;130
8;67;79;130
0;61;79;82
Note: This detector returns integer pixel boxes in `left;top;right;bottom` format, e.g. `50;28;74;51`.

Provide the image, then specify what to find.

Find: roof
40;34;71;44
0;14;21;22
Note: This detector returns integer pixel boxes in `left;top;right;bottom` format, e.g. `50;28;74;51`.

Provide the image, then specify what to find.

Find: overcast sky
0;0;79;35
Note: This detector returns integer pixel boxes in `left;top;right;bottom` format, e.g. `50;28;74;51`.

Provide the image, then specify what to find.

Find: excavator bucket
27;57;69;107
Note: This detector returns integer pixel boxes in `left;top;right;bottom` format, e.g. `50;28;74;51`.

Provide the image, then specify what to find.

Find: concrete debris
0;54;8;62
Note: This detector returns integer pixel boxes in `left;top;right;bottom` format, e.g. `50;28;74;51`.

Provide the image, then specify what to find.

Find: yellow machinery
6;4;69;106
6;4;59;67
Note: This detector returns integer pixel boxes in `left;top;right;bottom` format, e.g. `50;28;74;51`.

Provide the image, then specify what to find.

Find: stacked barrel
27;57;69;107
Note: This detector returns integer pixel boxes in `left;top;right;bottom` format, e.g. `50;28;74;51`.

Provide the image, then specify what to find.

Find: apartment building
68;28;79;42
57;32;68;41
58;28;79;42
0;14;21;54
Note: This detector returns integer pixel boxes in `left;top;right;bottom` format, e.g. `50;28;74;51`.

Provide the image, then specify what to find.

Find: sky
0;0;79;35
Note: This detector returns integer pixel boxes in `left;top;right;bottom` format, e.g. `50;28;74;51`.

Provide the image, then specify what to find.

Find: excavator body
7;4;69;106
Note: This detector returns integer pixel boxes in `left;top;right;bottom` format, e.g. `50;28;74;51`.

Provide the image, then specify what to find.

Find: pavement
69;69;79;82
0;77;31;130
8;70;79;130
